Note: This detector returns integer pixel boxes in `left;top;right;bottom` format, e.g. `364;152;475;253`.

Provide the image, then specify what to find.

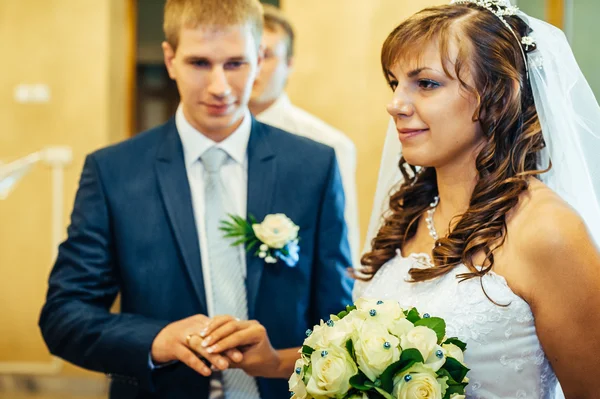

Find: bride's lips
397;127;429;140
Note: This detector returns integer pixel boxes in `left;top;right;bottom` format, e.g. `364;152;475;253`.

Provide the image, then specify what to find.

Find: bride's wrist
272;348;301;379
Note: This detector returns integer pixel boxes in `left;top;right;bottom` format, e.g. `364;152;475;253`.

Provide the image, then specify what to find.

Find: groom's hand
150;314;243;377
188;315;282;378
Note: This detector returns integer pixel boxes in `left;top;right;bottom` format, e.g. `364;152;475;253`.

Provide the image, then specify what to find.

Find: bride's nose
387;94;415;118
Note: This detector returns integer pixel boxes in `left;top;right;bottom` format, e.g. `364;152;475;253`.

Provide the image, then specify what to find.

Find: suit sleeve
311;150;355;322
38;154;169;391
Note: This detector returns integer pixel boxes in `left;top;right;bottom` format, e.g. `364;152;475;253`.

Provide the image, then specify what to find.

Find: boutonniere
220;213;300;267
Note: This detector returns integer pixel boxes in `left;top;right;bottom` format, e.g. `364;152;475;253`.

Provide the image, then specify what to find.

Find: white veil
363;2;600;257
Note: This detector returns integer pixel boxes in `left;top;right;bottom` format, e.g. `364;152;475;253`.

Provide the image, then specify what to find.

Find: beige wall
283;0;444;245
0;0;131;377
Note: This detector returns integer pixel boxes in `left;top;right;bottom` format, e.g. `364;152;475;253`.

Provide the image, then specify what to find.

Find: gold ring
185;334;195;346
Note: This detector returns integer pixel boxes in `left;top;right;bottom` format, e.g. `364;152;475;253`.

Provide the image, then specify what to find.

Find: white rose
442;343;465;365
252;214;299;249
304;321;328;350
353;320;401;381
394;364;448;399
355;298;403;324
389;318;414;338
401;326;438;361
449;395;466;399
423;345;446;372
321;315;357;348
289;358;308;399
305;345;358;398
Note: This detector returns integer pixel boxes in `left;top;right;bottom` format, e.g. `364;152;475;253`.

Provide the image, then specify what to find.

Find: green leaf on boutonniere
405;308;421;323
220;214;265;253
414;317;446;343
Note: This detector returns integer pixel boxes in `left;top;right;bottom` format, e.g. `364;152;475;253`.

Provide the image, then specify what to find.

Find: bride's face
386;41;485;169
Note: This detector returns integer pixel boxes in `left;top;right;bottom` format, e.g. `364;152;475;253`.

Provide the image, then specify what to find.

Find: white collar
176;104;251;167
256;92;293;121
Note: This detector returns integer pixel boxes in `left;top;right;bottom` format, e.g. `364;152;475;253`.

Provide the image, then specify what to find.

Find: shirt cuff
148;353;178;370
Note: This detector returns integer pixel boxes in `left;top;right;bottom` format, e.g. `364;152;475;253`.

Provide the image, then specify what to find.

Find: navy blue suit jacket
39;118;354;399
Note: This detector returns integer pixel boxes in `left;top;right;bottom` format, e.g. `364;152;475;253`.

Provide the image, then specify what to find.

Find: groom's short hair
163;0;264;52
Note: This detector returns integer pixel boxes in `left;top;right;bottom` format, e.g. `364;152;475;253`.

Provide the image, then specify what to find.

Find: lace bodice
354;251;559;399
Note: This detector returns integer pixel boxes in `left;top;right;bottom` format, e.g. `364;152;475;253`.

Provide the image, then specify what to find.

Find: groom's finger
201;315;237;338
206;326;259;354
186;335;230;370
201;320;243;348
175;345;212;377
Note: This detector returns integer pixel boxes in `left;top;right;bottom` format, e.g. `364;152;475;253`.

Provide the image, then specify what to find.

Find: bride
353;1;600;397
192;1;600;397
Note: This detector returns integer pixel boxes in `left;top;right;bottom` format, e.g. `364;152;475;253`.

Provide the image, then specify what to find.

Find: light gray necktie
200;147;261;399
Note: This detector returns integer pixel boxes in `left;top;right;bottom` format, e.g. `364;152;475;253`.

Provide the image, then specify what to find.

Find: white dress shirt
256;93;360;266
176;105;252;398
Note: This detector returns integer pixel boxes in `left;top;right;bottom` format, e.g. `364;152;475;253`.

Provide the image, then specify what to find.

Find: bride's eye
388;80;398;91
418;79;441;90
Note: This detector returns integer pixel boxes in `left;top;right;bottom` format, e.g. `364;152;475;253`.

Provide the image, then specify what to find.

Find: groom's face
163;24;262;141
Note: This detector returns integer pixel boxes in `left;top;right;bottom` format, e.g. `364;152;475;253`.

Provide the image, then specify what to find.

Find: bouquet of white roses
289;298;469;399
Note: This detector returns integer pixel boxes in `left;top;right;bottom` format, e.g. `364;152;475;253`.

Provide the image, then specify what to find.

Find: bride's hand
191;316;282;378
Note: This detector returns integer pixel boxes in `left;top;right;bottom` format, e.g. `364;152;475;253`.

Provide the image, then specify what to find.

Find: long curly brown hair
360;3;548;283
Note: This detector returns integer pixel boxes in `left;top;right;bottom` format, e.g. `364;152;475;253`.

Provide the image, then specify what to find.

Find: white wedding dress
353;250;560;399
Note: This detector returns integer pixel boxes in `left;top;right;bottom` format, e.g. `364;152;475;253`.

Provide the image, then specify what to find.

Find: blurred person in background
249;5;360;266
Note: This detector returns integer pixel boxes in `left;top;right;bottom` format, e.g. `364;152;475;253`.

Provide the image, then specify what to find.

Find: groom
38;0;353;398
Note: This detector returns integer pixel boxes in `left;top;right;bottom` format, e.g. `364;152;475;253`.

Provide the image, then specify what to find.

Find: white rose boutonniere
220;213;300;267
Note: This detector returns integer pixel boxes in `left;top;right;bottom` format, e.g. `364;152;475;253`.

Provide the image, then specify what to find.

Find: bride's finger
202;320;245;348
200;315;238;338
206;325;261;354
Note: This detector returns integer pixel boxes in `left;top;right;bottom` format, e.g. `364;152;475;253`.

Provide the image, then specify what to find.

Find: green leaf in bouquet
400;348;424;364
379;348;424;392
337;304;357;320
443;337;467;352
346;339;356;362
374;387;395;399
414;317;446;343
349;372;371;391
436;368;465;387
405;308;421;323
441;357;470;385
302;345;315;357
443;383;467;399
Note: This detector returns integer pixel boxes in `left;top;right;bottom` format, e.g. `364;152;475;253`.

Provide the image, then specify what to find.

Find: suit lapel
155;120;207;312
246;118;277;319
